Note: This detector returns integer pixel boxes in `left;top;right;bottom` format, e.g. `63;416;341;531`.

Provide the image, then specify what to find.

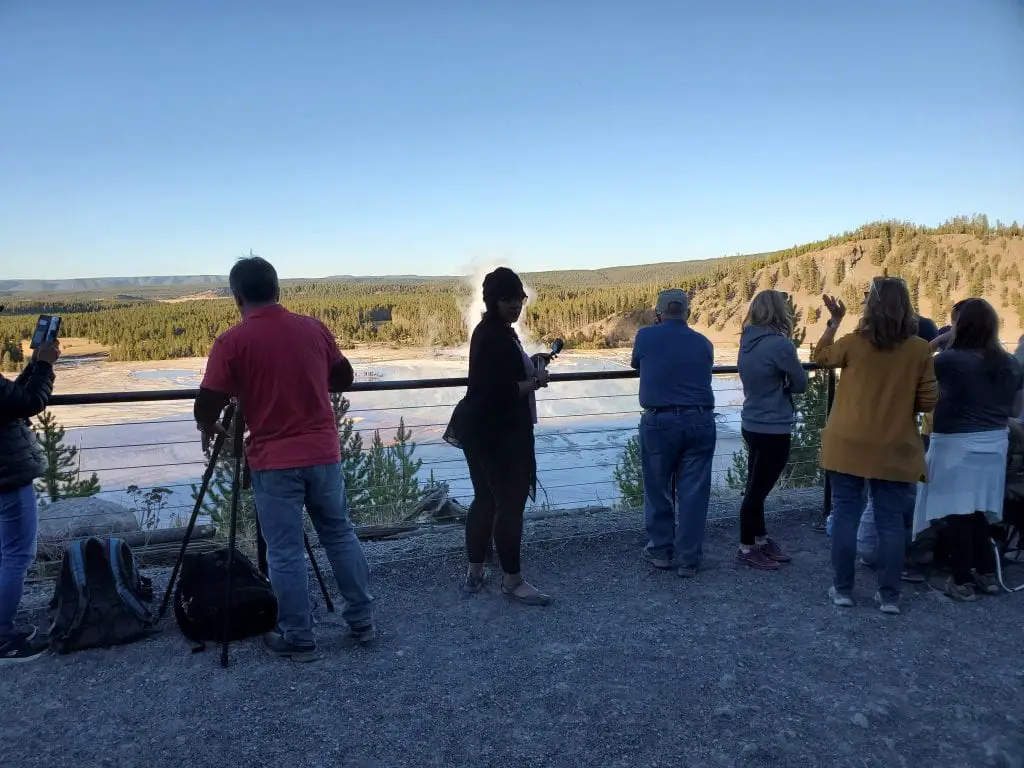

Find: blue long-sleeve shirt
630;320;715;409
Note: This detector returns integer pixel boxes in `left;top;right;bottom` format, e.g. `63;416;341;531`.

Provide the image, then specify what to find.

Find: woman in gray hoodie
736;290;808;570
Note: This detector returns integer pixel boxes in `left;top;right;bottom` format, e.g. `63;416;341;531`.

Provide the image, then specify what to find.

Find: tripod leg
220;411;245;668
158;404;235;620
304;533;335;612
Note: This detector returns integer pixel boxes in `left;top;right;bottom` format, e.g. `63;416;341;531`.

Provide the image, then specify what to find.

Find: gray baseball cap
655;289;689;316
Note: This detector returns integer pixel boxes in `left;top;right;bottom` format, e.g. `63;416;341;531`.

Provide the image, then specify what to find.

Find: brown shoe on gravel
759;538;792;563
736;547;781;571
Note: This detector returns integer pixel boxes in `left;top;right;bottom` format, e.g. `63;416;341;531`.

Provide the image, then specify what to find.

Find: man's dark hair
229;256;279;304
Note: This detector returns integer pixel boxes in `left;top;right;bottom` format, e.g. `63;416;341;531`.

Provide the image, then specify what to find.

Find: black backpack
48;536;156;654
173;548;277;651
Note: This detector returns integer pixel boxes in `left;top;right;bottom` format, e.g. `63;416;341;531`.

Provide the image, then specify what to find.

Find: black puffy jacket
0;361;54;492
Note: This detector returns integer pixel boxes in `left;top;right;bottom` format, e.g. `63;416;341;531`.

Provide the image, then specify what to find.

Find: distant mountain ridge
1;254;765;295
0;275;229;294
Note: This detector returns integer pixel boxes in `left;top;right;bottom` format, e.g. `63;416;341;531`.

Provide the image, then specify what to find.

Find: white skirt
913;429;1009;538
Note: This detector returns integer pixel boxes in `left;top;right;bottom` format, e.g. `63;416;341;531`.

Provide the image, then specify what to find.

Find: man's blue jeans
0;484;38;641
830;472;914;603
639;409;717;569
251;462;373;646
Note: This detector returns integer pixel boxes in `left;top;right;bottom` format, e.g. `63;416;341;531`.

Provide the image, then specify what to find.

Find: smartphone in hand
30;314;62;349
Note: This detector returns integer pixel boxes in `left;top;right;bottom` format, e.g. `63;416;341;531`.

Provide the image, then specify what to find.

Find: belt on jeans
645;406;710;414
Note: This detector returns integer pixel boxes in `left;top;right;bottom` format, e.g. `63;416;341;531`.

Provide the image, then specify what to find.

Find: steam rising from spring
460;259;541;352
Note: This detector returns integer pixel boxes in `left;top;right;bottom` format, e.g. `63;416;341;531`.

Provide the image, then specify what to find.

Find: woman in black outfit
460;267;552;605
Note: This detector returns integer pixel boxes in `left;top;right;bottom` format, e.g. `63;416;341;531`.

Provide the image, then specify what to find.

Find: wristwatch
826;318;839;330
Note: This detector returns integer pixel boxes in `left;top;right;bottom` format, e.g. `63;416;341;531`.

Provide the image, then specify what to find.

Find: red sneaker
736;547;781;571
759;538;792;563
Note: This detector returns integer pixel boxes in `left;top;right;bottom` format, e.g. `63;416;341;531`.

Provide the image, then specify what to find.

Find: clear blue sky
1;0;1022;280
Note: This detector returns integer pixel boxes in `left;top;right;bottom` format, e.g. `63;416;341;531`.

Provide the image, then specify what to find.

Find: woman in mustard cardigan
812;278;938;615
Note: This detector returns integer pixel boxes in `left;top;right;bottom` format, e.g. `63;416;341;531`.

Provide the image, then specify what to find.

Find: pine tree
1;337;25;372
32;410;101;503
362;418;425;524
330;393;371;513
612;434;644;509
190;412;256;535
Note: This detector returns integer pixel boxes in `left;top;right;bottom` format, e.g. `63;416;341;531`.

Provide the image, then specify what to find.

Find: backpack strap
102;537;154;624
48;539;91;648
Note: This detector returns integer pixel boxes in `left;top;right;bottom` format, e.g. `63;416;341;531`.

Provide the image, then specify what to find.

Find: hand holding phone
35;340;61;365
30;314;62;350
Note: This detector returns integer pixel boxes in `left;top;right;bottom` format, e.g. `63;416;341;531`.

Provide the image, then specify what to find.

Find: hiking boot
736;547;781;571
944;578;977;603
758;538;791;563
262;631;321;662
349;622;377;646
640;548;674;570
972;572;999;595
901;566;925;584
676;564;698;579
873;591;901;615
828;586;854;607
0;635;48;666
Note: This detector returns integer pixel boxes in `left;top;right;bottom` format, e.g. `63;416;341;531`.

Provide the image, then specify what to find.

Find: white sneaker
874;591;901;615
829;586;854;607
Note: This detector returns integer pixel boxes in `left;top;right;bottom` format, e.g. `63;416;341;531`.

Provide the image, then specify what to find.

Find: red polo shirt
201;304;344;471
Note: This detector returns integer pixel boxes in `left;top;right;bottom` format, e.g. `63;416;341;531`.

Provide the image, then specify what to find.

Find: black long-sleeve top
464;314;532;435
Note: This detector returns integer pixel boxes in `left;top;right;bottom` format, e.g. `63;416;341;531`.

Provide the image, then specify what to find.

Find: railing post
820;367;837;526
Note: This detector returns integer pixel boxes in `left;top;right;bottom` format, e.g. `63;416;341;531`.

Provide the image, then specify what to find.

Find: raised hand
822;295;847;324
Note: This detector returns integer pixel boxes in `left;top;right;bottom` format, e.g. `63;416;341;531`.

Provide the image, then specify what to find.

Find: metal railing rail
48;363;825;407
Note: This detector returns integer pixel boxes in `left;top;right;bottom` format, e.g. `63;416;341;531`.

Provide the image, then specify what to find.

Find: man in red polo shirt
194;256;374;662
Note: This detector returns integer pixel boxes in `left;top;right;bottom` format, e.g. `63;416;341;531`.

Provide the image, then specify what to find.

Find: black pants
739;430;791;546
463;431;534;575
946;512;995;585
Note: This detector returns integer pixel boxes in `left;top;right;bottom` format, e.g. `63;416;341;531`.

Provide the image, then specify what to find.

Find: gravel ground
4;510;1024;768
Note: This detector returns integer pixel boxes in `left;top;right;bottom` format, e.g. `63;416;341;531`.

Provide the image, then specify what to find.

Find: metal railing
32;363;832;576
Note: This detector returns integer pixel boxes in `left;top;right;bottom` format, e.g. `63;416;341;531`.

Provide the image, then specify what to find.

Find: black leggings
739;430;791;546
946;512;995;585
463;432;534;575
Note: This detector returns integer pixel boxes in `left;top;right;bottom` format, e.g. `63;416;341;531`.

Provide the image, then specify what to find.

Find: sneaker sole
268;647;322;662
736;556;781;571
676;567;697;579
0;649;46;665
828;587;854;607
640;553;675;570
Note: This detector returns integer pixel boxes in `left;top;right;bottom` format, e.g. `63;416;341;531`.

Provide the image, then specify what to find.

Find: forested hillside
0;215;1020;369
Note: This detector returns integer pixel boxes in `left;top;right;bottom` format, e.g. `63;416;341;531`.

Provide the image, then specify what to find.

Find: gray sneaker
349;622;377;646
676;564;698;579
640;549;674;570
874;591;901;615
828;586;854;607
263;632;321;663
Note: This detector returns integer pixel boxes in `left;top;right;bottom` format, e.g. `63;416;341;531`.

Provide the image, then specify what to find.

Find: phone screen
29;315;61;350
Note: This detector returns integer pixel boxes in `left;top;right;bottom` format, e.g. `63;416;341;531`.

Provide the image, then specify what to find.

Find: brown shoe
759;538;792;563
736;547;781;571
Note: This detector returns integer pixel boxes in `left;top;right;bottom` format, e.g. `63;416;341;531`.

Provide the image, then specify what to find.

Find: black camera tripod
157;402;334;666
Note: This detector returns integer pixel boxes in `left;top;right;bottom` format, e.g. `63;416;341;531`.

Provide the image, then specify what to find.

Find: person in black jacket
460;267;553;605
0;339;59;664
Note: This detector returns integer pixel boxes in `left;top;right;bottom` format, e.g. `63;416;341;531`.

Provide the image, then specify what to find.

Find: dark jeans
0;484;37;641
739;430;791;546
946;512;995;585
250;463;374;645
464;430;534;575
640;409;717;569
830;472;915;603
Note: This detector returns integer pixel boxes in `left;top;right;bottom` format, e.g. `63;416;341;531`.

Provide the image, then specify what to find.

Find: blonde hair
743;290;793;338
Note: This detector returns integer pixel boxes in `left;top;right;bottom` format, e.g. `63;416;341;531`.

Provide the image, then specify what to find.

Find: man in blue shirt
631;289;717;577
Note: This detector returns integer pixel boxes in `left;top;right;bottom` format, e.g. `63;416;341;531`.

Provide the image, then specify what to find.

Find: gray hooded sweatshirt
737;326;808;434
